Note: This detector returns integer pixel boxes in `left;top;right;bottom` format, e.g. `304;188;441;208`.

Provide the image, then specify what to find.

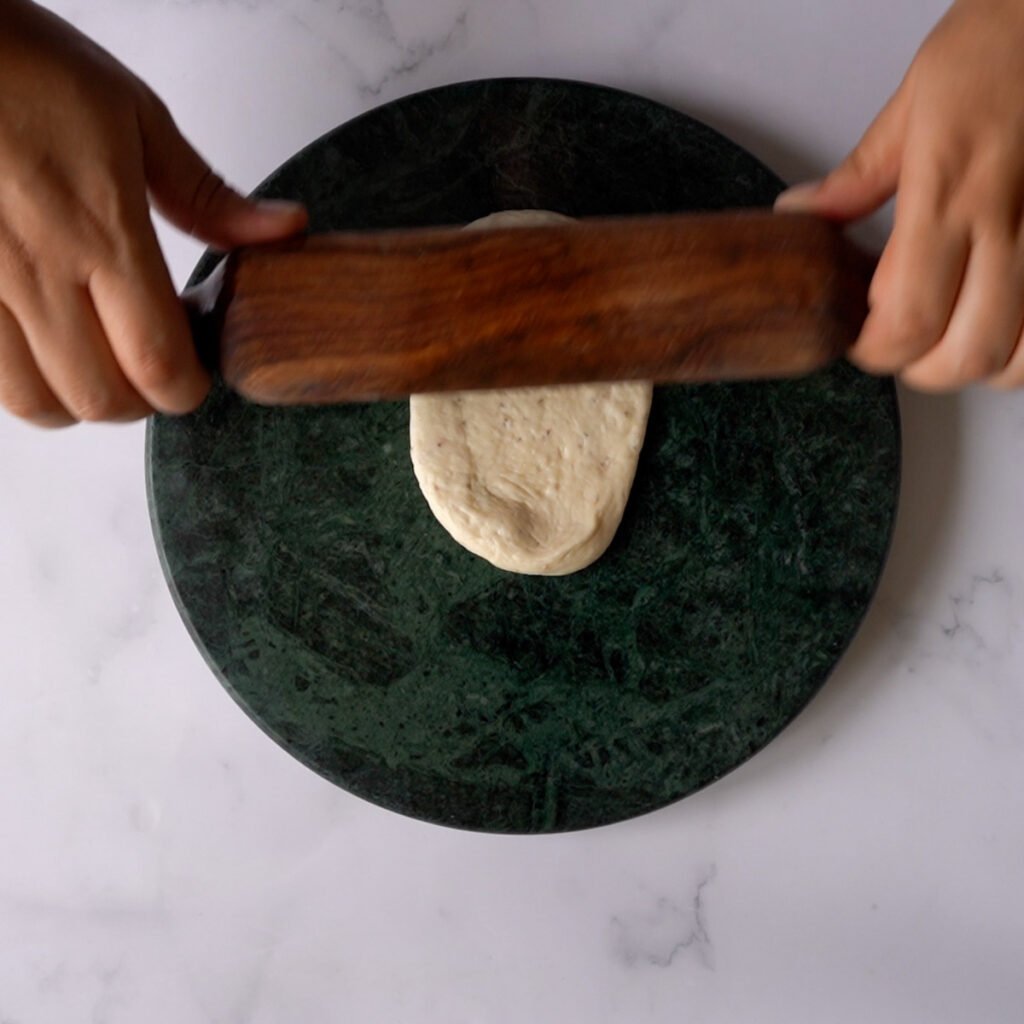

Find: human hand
776;0;1024;391
0;0;308;427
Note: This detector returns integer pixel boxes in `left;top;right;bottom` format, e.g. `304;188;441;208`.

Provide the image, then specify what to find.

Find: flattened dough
410;210;653;576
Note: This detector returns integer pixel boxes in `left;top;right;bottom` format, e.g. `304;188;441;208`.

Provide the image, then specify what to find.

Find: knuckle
854;306;942;373
35;415;77;430
967;142;1020;184
0;379;73;426
30;410;76;429
190;167;230;216
70;176;147;267
989;368;1024;391
2;391;42;420
0;229;40;288
130;346;180;395
1;195;131;286
849;347;894;375
69;203;122;265
884;304;945;355
845;144;883;185
957;346;1006;383
89;174;139;230
899;364;951;393
3;395;64;426
67;387;124;423
902;346;999;392
952;155;1023;224
914;161;961;218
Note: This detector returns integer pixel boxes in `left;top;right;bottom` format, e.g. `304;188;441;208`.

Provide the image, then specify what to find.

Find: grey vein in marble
286;0;469;97
610;868;716;970
941;571;1015;658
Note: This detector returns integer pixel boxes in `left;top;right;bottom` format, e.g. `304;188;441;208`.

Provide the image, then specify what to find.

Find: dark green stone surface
147;79;900;833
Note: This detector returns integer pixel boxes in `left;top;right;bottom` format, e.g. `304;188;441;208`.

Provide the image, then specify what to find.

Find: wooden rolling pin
182;210;875;404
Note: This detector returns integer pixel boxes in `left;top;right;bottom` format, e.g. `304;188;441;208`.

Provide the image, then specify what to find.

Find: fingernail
257;198;307;217
774;181;823;211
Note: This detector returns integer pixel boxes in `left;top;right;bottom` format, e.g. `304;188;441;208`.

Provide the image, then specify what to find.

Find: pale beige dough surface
409;210;653;576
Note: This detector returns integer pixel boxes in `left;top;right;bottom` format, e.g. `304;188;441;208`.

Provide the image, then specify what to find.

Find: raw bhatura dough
410;210;653;576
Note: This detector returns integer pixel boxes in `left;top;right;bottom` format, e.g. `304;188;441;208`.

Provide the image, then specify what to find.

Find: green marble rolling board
147;78;901;833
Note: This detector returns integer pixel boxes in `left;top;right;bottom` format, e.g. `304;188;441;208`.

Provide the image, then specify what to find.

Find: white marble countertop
3;1;1023;1021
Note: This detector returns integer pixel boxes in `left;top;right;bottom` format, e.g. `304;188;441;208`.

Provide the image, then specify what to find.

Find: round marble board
147;78;900;833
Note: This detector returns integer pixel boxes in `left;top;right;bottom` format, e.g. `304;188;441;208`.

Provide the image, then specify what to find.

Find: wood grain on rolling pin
184;211;875;404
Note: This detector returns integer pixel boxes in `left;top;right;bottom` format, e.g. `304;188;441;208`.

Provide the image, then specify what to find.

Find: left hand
776;0;1024;391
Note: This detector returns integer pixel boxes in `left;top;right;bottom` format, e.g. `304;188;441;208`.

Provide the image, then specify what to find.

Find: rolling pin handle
181;256;233;375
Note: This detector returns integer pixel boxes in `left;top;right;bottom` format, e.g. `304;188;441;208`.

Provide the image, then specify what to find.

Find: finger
986;241;1024;390
775;86;909;220
89;213;211;415
900;235;1024;391
0;301;74;428
989;325;1024;389
17;280;152;423
137;90;308;248
849;188;970;374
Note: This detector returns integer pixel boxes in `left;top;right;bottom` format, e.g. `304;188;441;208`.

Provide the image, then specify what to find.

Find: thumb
137;91;308;248
775;86;909;222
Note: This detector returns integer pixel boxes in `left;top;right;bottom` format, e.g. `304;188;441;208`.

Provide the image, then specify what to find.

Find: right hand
0;0;308;427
